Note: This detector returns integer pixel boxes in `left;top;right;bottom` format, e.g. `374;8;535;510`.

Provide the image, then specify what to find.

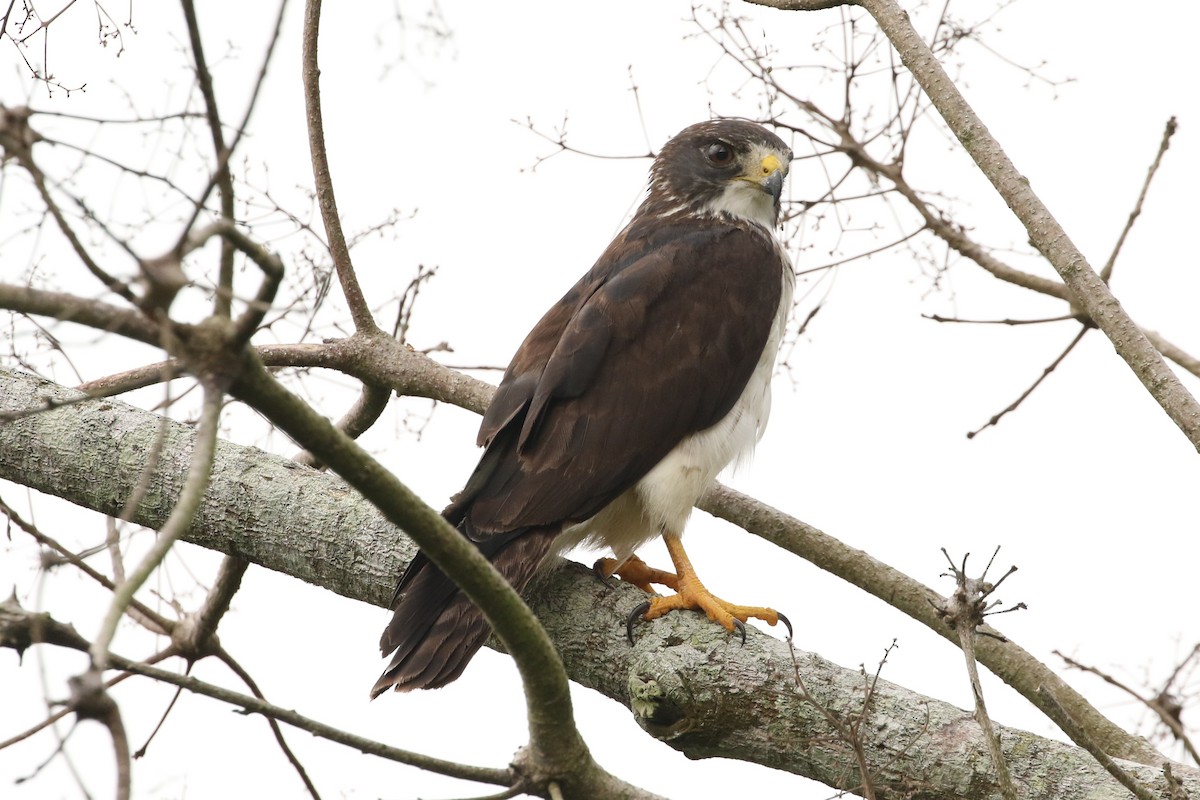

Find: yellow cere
760;154;783;176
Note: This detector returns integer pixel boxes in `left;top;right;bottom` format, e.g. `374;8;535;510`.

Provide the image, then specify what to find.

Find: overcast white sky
2;1;1198;798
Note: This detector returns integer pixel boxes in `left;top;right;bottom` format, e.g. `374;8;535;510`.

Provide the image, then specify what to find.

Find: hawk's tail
370;518;558;696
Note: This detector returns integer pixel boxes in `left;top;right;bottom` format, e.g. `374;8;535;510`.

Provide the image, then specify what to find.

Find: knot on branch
171;317;245;391
933;547;1025;639
0;105;41;161
507;744;547;796
136;252;190;317
0;591;91;661
0;590;37;660
169;611;221;662
508;743;589;800
629;673;693;740
65;668;120;724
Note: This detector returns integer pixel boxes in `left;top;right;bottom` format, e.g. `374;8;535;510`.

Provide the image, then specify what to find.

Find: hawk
373;119;795;695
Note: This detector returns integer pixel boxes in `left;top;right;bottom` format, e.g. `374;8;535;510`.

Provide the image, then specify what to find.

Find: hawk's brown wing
458;217;784;536
373;217;786;694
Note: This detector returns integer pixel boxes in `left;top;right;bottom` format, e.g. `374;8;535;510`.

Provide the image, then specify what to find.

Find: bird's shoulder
480;213;785;448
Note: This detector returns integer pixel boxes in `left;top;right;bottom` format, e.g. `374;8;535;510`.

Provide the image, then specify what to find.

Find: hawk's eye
705;142;734;166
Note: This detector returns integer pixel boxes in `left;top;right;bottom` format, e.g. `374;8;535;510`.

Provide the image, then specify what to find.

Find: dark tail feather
371;526;559;696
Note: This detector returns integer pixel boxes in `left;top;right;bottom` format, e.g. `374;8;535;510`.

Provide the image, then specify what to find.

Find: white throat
703;182;779;227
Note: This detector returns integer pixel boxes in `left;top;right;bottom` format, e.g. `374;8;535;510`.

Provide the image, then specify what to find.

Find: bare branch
0;282;161;346
90;383;222;670
184;219;285;344
64;669;131;800
1057;651;1200;768
700;482;1158;764
0;597;513;789
1101;117;1178;282
851;0;1200;451
967;324;1090;439
227;355;646;798
213;649;323;799
1145;330;1200;381
935;549;1020;800
924;313;1077;326
1037;686;1162;800
179;0;238;318
0;496;173;635
301;0;380;333
294;383;391;469
2;497;315;796
0;366;1167;776
736;1;856;15
0;106;136;302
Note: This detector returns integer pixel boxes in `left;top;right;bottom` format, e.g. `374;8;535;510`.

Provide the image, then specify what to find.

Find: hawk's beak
758;154;785;204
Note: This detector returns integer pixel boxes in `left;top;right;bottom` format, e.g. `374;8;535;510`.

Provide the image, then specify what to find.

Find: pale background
1;1;1197;798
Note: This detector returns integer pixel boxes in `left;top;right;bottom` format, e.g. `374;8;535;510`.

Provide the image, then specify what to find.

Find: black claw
732;618;747;646
625;600;651;645
776;611;794;641
591;558;615;589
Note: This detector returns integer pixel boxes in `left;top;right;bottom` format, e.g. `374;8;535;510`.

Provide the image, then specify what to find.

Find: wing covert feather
457;219;784;538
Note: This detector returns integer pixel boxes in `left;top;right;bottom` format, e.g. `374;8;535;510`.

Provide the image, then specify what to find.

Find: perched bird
373;119;795;696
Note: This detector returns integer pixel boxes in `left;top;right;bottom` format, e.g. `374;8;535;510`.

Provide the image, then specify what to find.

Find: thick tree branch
2;367;1191;798
226;356;653;799
0;283;161;346
698;483;1159;765
0;287;1164;764
90;384;222;669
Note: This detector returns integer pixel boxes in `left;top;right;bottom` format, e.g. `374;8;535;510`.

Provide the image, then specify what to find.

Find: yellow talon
597;554;680;593
614;533;787;638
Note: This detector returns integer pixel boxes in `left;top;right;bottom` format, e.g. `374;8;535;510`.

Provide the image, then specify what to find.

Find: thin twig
216;649;323;799
301;0;380;333
852;0;1200;451
184;220;285;344
123;658;506;786
0;496;173;634
924;313;1077;326
0;110;135;301
967;324;1089;439
181;0;236;318
1101;117;1177;282
177;0;287;321
0;599;511;788
1057;651;1200;767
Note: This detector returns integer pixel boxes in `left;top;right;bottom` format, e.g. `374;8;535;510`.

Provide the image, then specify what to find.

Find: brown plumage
373;119;794;696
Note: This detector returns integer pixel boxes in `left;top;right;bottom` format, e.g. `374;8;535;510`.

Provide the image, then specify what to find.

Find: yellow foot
594;554;680;593
622;533;793;645
642;588;781;629
627;582;790;645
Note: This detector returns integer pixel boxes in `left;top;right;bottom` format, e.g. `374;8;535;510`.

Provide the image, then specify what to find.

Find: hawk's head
645;119;792;228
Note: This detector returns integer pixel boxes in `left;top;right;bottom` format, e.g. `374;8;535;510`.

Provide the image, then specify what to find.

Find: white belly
558;261;794;561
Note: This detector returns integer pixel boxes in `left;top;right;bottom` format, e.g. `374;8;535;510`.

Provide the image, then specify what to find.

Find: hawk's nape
373;119;795;696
